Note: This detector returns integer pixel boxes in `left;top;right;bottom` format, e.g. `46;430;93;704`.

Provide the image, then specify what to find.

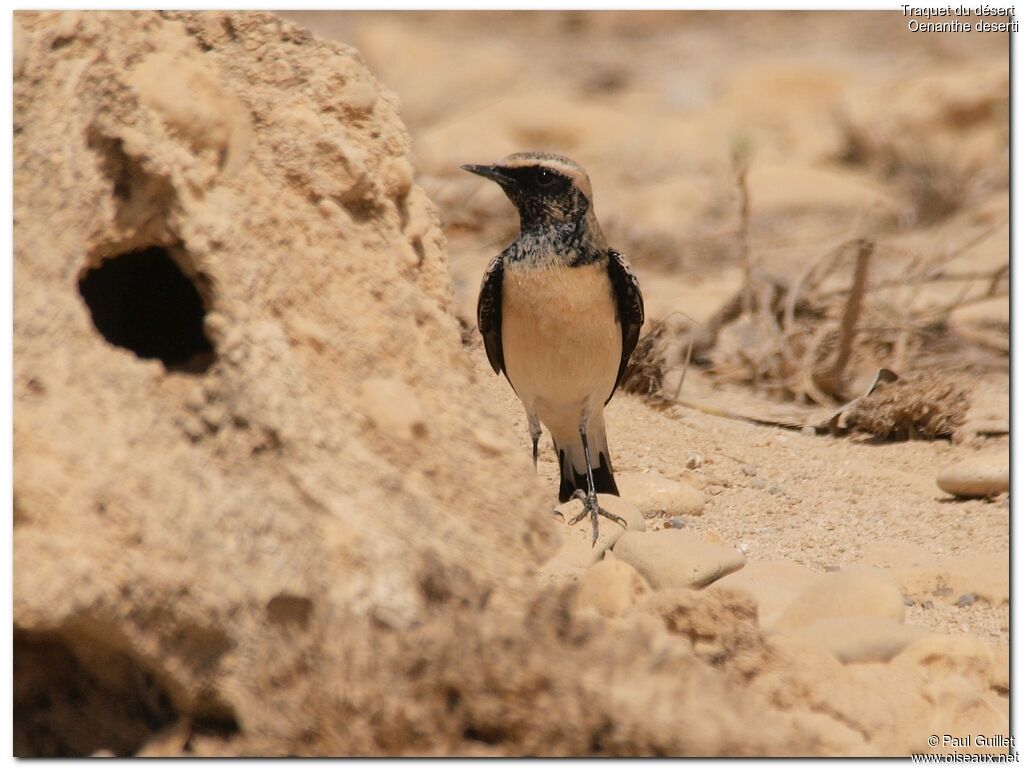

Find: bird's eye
535;168;557;187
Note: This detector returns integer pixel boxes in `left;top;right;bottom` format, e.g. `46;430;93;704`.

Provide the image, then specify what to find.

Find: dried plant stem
733;153;753;315
923;288;1009;320
830;240;873;384
819;263;1009;301
810;239;873;400
673;325;695;402
986;263;1009;294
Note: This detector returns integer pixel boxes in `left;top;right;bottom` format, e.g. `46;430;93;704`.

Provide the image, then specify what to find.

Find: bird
462;152;645;544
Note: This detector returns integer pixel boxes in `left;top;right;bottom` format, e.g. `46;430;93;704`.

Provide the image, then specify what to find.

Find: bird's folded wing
477;253;506;375
606;249;645;402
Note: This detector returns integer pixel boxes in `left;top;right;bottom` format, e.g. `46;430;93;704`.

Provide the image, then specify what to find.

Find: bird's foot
568;489;627;546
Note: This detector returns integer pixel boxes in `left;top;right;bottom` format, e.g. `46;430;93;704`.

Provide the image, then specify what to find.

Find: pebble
614;471;704;519
750;477;767;490
554;494;645;563
956;593;978;607
936;456;1009;498
714;560;819;628
612;529;745;590
685;452;704;469
741;464;757;477
773;566;906;631
575;555;651;618
667;516;686;529
904;597;915;607
793;617;931;664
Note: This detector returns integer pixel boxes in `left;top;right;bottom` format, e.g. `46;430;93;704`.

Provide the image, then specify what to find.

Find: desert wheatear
463;152;645;543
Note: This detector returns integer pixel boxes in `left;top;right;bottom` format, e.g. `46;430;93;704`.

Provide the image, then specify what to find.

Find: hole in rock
266;594;313;630
14;628;178;757
78;247;215;373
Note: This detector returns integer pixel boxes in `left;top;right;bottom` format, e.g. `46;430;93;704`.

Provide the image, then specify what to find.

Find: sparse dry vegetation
842;372;970;441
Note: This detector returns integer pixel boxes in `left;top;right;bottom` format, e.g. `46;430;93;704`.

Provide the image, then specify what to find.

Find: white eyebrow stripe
497;153;593;200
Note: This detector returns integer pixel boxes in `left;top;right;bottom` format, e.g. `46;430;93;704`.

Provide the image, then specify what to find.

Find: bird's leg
567;425;627;545
528;413;542;471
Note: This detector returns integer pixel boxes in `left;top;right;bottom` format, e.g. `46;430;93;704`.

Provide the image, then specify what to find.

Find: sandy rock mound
13;9;559;755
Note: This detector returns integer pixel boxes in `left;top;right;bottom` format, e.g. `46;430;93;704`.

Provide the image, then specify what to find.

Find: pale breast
500;262;621;420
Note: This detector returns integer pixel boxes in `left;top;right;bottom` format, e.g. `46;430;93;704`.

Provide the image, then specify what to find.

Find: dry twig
814;239;873;400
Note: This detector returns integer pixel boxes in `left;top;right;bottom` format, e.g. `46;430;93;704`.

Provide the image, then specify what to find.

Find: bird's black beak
461;164;511;184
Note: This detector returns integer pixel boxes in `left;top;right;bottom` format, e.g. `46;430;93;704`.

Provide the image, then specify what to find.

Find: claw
569;490;627;546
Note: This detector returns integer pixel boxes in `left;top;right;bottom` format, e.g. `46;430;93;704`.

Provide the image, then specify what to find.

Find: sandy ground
286;10;1010;643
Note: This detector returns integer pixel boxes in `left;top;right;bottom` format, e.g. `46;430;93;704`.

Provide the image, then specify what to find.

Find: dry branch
813;239;873;400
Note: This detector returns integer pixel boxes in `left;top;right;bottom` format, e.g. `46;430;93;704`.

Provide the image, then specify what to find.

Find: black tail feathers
556;445;619;503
